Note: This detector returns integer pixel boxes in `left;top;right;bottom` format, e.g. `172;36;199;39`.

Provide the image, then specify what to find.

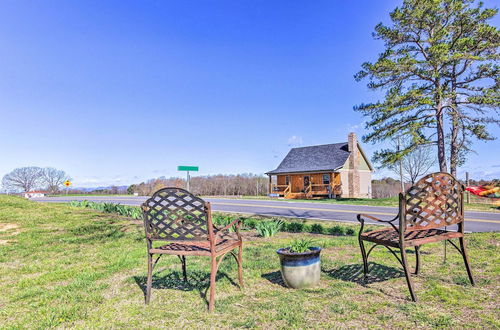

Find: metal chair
357;172;474;301
141;187;243;311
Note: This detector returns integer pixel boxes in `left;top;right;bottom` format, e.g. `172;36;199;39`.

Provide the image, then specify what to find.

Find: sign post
64;180;72;195
177;166;199;192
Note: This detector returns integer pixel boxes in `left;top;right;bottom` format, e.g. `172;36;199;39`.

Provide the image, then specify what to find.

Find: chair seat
360;227;464;247
150;239;241;256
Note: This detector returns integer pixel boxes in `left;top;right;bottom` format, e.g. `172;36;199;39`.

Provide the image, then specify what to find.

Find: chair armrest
218;218;241;232
214;218;242;238
357;213;400;235
357;214;397;223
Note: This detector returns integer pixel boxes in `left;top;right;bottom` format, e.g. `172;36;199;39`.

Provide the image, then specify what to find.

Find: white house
24;191;48;198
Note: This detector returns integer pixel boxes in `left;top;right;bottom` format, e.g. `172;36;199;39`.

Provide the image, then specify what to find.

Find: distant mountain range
70;185;128;192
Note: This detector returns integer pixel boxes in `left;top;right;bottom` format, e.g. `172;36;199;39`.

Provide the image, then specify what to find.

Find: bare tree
2;167;44;192
129;173;270;196
42;167;71;193
389;143;436;185
402;147;436;184
372;177;402;198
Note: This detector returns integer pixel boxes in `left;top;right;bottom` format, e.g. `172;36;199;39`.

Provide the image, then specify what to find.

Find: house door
303;176;310;191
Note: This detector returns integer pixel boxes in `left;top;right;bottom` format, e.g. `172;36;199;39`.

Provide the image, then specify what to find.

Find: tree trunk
450;119;458;177
449;74;459;178
436;103;448;173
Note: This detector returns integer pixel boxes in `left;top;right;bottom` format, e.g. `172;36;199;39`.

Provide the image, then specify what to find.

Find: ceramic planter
276;247;321;289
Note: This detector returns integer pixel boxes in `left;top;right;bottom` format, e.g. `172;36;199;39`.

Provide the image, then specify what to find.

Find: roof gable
338;143;374;171
266;143;351;175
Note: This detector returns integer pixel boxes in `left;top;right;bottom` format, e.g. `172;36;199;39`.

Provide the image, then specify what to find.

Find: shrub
68;200;143;220
346;228;356;236
242;218;257;229
213;215;237;232
128;206;142;219
329;225;345;236
69;200;81;207
285;222;304;232
103;202;118;213
310;224;324;234
81;200;90;207
255;219;283;238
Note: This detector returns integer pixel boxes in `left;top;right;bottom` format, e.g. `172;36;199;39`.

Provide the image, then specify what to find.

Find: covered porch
268;172;342;199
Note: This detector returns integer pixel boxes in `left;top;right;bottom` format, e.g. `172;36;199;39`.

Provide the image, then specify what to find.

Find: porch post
268;175;271;195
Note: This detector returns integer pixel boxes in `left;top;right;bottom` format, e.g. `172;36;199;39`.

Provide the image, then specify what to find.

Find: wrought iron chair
357;172;474;301
141;187;244;312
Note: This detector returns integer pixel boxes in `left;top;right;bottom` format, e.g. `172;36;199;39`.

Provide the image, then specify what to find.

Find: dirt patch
0;240;9;245
0;223;20;234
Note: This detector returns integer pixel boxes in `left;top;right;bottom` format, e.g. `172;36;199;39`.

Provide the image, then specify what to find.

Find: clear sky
0;0;499;188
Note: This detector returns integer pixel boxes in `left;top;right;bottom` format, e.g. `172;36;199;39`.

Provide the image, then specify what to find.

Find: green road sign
178;166;199;172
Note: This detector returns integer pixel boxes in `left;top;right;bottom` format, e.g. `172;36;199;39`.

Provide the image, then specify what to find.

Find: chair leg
358;238;369;278
237;244;244;288
400;247;417;302
208;255;217;312
414;246;421;275
181;256;187;282
145;253;153;304
459;237;475;286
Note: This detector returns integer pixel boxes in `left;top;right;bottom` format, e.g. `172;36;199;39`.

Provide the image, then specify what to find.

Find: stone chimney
347;132;360;198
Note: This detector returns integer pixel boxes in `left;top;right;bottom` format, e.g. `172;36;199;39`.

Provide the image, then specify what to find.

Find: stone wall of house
337;132;372;198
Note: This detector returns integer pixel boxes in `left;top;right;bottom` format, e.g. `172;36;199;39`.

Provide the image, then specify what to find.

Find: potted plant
276;238;321;289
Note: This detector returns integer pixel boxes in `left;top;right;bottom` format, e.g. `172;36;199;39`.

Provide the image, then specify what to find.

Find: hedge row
213;214;357;237
69;201;357;237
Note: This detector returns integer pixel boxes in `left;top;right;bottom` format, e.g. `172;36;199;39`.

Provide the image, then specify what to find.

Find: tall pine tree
355;0;499;176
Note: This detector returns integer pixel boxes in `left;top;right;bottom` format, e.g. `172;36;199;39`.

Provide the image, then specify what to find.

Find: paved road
33;196;500;233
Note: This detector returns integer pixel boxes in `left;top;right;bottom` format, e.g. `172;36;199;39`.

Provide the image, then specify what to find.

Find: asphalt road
33;196;500;233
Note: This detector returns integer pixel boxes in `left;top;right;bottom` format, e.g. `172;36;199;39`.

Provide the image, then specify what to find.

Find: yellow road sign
64;180;71;187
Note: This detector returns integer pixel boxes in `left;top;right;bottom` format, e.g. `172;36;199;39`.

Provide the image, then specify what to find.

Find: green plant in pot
276;238;321;289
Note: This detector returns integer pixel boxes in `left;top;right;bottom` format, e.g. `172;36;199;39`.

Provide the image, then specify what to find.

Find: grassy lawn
0;195;499;328
237;195;500;213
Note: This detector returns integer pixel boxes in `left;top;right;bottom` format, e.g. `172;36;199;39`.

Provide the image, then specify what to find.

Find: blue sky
0;0;499;188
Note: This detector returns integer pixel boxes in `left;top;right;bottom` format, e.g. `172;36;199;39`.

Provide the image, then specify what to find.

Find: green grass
0;195;499;328
235;195;500;212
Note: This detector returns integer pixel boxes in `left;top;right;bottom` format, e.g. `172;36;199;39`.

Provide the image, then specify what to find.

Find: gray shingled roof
266;142;350;175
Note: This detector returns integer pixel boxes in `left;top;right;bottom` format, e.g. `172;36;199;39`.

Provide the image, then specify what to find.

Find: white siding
359;171;372;198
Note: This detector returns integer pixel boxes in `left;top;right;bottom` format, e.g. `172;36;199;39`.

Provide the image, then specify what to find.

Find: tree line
2;167;71;193
128;174;269;196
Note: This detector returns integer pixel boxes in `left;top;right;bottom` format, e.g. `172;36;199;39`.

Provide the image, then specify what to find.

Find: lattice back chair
357;172;474;301
141;187;244;312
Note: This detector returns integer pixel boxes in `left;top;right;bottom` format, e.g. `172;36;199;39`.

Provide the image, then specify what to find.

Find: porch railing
271;184;291;197
306;183;342;197
284;184;291;198
272;182;341;198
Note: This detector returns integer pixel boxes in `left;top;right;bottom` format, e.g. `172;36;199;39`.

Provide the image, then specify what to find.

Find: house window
285;176;290;185
323;174;330;185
